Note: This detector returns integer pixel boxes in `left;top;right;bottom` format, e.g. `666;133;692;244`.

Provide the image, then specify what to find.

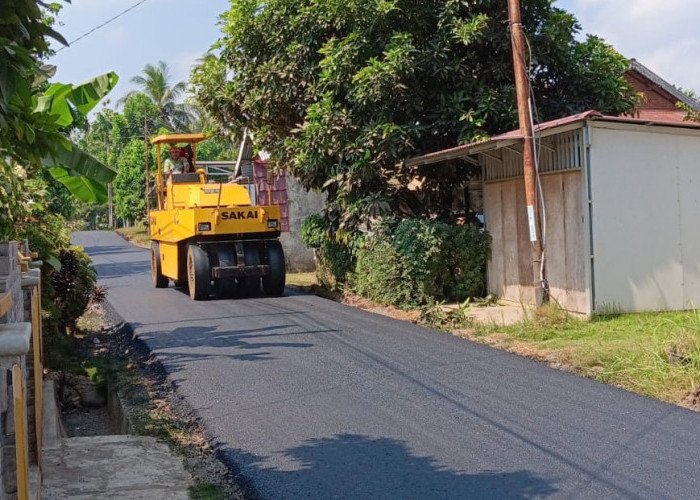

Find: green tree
119;61;190;131
677;89;700;123
193;0;638;232
113;139;150;224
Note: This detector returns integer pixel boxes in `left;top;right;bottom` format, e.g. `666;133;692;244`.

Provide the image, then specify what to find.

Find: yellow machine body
150;202;282;280
147;133;286;300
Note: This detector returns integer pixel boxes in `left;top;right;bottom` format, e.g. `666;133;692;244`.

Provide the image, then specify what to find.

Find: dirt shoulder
58;302;256;499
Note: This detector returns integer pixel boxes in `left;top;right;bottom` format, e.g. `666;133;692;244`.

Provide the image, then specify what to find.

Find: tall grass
474;305;700;406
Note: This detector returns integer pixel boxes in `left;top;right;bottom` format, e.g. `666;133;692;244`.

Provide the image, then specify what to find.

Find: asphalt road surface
75;231;700;499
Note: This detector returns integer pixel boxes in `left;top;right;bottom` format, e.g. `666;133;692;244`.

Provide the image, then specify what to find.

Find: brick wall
624;71;678;110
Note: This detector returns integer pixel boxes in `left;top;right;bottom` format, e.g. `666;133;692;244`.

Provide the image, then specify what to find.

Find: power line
55;0;150;53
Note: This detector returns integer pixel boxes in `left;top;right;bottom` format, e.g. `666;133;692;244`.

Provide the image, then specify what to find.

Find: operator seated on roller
163;146;189;183
181;144;195;173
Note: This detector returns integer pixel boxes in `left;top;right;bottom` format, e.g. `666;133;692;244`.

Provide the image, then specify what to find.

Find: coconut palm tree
118;61;190;131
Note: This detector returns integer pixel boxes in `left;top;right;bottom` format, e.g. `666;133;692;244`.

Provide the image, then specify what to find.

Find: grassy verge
116;226;149;248
457;303;700;410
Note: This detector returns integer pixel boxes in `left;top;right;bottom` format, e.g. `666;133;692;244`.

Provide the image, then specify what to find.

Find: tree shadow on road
130;323;338;373
219;433;559;499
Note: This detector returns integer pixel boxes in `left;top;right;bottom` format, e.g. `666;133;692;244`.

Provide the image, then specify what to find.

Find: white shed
408;111;700;314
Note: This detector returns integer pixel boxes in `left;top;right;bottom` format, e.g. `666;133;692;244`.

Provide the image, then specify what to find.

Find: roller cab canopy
150;133;209;145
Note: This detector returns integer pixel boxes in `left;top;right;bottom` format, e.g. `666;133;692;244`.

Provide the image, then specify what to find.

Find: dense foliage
16;178;101;365
351;219;491;306
193;0;638;231
303;214;490;304
113;139;151;223
0;1;119;368
301;214;356;288
50;248;98;334
0;1;118;240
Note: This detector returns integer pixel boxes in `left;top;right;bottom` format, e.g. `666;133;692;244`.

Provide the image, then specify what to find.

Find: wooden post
508;0;545;305
13;364;29;500
31;289;43;471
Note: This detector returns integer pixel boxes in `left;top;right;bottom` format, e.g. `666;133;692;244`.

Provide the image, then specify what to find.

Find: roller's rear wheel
213;245;238;298
151;242;168;288
262;240;286;297
241;243;261;297
187;244;211;300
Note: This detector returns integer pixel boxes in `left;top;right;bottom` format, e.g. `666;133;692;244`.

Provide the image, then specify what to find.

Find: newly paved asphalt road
75;231;700;499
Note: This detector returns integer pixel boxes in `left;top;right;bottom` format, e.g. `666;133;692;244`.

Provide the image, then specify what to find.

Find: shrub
351;238;413;305
391;219;444;302
23;213;71;262
437;223;491;300
302;214;356;289
351;218;491;307
316;240;355;289
301;213;327;249
50;247;98;334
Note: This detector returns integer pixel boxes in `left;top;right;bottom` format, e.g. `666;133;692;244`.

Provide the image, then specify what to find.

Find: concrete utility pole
507;0;545;305
107;138;113;230
144;111;150;216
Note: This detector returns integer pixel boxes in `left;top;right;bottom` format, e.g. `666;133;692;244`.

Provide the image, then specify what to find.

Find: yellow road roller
148;133;285;300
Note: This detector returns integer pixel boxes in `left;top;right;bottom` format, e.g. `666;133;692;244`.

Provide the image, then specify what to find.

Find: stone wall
279;177;326;272
0;243;23;324
0;241;26;498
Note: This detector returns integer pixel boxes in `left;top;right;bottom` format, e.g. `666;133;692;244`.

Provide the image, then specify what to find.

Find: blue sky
48;0;700;110
48;0;231;105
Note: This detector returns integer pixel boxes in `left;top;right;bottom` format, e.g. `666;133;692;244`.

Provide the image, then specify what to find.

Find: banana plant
36;72;119;203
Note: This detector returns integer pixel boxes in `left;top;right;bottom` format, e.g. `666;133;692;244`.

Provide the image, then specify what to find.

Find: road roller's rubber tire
213;245;237;299
241;242;261;297
187;244;211;300
262;240;286;297
151;241;169;288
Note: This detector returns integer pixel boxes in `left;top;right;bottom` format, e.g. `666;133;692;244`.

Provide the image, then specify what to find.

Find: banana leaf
49;167;108;203
38;72;118;128
42;140;116;183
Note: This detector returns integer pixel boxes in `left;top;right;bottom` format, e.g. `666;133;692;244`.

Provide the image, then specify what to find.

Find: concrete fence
0;241;44;499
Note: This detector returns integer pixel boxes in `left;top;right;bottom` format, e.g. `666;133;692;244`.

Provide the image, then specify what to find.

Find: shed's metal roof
406;110;700;167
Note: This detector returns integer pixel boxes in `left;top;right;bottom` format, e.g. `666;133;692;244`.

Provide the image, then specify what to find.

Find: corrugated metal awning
405;110;700;167
406;111;602;167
